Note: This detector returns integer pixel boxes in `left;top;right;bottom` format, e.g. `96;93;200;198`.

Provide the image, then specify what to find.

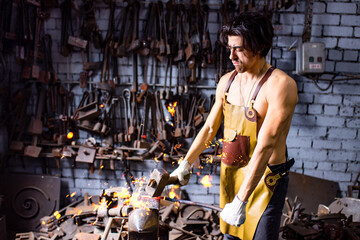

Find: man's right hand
170;159;191;185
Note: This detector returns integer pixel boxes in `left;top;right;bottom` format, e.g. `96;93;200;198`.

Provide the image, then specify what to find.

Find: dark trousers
224;175;289;240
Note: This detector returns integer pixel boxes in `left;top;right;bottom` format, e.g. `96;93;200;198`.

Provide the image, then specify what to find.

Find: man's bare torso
224;67;293;166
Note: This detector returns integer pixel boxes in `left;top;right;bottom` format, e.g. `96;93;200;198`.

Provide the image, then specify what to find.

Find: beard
234;62;246;73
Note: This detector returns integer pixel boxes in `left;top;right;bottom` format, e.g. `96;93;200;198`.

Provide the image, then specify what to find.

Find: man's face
227;35;258;73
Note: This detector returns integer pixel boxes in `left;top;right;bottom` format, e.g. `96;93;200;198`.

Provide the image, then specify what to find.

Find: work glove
170;159;191;186
220;196;247;227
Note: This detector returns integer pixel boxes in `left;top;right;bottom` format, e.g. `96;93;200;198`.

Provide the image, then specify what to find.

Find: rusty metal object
74;232;100;240
348;172;360;199
145;168;181;197
128;208;159;240
328;198;360;222
75;146;96;163
281;196;360;240
127;194;160;240
286;172;340;214
11;170;223;240
101;217;113;240
283;196;304;225
0;174;60;232
15;232;35;240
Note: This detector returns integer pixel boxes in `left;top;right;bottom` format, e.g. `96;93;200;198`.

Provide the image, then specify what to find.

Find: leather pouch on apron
222;128;250;167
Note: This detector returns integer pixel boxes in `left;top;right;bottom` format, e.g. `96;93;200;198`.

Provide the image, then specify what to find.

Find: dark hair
220;12;274;57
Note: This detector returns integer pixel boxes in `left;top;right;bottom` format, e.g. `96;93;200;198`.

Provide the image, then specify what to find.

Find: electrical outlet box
296;42;325;75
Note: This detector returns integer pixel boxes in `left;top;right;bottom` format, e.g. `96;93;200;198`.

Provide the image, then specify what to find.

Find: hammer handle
167;175;181;185
162;197;222;212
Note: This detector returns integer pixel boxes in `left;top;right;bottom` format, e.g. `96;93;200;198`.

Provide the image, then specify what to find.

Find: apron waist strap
268;158;294;177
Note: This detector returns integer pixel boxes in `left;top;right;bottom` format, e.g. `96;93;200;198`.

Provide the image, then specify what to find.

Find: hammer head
146;169;179;197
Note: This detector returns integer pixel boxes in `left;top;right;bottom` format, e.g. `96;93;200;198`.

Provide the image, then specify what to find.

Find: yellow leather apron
220;67;277;240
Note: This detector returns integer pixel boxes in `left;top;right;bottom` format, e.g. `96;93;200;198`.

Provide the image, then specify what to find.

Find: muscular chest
226;80;268;125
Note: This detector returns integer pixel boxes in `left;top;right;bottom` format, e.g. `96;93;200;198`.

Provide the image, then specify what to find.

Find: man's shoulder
266;68;298;104
221;70;237;81
217;70;236;89
268;68;297;89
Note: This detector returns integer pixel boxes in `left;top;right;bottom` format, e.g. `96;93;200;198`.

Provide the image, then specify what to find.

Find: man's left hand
220;196;247;227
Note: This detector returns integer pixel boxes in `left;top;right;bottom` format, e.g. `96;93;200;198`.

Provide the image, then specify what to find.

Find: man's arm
237;71;298;201
182;72;231;165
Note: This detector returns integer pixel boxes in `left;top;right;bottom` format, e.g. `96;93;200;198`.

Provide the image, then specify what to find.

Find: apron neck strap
250;66;275;102
224;71;238;94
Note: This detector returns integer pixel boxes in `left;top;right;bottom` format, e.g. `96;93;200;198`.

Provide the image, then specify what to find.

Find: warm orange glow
70;192;76;197
128;192;151;212
113;188;131;199
53;211;61;219
142;135;146;139
100;104;105;108
200;175;213;188
167;102;177;117
100;165;104;169
169;185;180;199
206;155;214;164
67;131;74;139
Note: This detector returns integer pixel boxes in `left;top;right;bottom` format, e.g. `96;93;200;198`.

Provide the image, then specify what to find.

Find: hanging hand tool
127;1;141;54
150;3;162;58
155;91;167;141
161;2;171;56
174;99;183;138
73;90;102;121
173;5;186;63
194;97;208;127
128;54;139;141
120;93;130;143
134;92;151;149
123;89;135;142
201;3;213;67
83;0;102;50
160;58;171;100
40;34;57;84
184;96;198;138
67;1;87;50
99;98;114;136
59;0;72;57
99;0;116;90
24;86;46;157
116;96;125;143
166;58;174;100
136;56;150;104
32;9;49;80
138;2;155;56
156;3;166;62
112;4;128;57
9;92;30;152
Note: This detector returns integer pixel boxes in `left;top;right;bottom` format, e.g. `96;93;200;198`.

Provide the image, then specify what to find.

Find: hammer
145;168;184;197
